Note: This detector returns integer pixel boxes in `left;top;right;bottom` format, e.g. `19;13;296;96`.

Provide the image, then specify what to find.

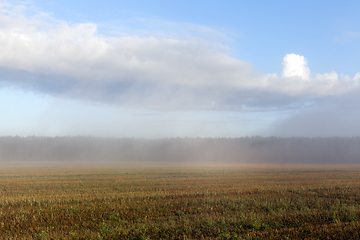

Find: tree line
0;136;359;164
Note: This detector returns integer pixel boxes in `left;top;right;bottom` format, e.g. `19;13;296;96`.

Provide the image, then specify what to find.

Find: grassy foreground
1;164;360;239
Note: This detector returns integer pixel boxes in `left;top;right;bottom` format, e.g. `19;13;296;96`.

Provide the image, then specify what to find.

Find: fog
0;136;359;165
272;89;360;137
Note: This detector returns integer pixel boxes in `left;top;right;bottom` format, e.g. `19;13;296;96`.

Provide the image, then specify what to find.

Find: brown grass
1;164;360;239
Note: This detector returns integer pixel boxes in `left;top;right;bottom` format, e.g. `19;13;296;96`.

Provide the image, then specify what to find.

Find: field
1;164;360;239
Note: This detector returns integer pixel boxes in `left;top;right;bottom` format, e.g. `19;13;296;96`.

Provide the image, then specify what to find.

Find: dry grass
1;164;360;239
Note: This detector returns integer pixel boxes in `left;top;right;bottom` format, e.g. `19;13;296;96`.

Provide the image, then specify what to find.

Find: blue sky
1;0;360;137
29;0;360;75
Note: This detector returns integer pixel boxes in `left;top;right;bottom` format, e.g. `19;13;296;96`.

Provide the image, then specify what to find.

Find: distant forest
0;136;359;164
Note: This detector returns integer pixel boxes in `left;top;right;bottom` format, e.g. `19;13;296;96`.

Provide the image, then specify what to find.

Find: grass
1;164;360;239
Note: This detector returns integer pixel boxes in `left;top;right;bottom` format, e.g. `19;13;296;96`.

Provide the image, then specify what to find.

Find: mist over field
0;136;359;164
2;2;360;239
0;2;360;167
3;2;360;240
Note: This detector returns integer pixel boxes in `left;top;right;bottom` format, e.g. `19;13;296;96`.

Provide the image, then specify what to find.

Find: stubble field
1;164;360;239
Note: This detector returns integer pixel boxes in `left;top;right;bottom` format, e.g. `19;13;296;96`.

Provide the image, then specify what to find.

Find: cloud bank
1;2;359;112
1;2;360;137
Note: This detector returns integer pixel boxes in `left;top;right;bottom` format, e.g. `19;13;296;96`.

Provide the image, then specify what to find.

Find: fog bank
0;136;359;164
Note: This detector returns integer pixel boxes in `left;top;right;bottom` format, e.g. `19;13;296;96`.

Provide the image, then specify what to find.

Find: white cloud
282;53;310;80
0;2;360;111
276;54;360;96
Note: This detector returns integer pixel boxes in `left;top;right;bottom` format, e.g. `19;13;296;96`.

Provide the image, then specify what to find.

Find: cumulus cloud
282;53;310;80
0;2;359;111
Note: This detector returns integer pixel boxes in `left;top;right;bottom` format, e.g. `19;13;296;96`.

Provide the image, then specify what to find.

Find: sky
0;0;360;137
